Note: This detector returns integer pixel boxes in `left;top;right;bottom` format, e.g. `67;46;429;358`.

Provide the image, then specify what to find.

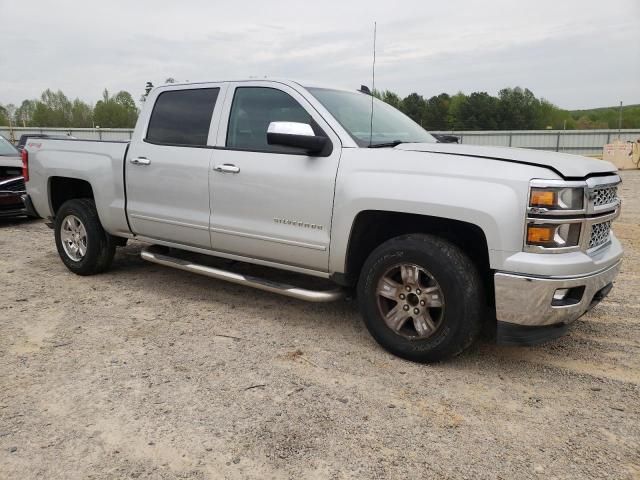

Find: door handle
214;164;240;174
130;157;151;166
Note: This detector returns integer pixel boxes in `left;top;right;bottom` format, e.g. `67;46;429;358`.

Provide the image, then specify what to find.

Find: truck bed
25;138;132;236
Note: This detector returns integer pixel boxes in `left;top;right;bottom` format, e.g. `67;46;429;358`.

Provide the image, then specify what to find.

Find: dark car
0;135;28;217
16;133;74;151
432;133;460;143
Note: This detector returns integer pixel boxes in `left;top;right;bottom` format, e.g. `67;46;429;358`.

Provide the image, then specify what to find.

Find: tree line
1;84;638;130
374;87;640;130
0;89;139;129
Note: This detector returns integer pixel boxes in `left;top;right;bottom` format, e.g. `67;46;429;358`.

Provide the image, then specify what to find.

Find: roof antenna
369;21;377;147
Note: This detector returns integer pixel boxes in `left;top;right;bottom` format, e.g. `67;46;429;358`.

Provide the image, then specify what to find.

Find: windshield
0;136;19;156
307;87;436;147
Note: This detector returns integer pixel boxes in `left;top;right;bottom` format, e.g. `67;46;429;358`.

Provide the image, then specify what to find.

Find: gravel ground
1;171;639;480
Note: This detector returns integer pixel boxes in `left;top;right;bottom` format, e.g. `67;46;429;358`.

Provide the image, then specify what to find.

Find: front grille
0;177;26;193
593;185;618;207
589;221;611;249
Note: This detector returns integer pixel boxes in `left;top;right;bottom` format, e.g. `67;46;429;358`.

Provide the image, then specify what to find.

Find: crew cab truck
23;79;623;362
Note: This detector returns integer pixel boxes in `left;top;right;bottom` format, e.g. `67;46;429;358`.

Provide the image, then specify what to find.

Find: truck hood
395;143;616;179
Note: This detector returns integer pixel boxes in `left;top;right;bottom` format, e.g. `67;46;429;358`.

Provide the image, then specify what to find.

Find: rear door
209;82;342;272
126;84;226;248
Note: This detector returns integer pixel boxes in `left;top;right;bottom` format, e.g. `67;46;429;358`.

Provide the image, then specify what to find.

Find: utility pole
618;101;623;138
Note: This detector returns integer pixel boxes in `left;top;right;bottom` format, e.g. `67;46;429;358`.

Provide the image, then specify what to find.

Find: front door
126;84;225;248
209;83;341;272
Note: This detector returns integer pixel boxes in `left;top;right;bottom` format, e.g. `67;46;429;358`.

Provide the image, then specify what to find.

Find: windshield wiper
368;140;406;148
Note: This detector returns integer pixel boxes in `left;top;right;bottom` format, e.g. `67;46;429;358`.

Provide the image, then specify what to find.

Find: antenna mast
369;21;377;146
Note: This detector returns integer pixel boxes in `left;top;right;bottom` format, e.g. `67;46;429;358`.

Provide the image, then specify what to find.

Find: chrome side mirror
267;121;315;137
267;121;328;155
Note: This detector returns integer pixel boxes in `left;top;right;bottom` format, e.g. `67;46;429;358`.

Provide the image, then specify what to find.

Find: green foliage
446;93;467;130
423;93;450;130
71;99;94;127
380;90;401;110
14;100;37;127
496;87;541;130
0;105;9;126
0;103;16;127
457;92;500;130
569;105;640;129
32;89;73;127
401;93;428;126
371;88;640;131
93;89;138;128
0;88;138;128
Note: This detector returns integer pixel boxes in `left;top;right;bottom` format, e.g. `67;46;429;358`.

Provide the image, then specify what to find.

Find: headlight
526;222;582;249
525;176;621;253
529;185;584;211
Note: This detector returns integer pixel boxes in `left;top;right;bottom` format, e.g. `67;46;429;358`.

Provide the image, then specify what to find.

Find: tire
54;198;116;276
357;234;483;363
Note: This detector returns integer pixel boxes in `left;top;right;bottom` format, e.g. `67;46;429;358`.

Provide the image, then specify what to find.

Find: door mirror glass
267;121;328;155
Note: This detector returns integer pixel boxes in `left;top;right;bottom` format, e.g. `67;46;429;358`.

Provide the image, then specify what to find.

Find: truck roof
153;78;357;93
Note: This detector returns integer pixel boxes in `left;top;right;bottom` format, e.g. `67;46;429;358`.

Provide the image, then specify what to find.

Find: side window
226;87;315;153
146;88;219;147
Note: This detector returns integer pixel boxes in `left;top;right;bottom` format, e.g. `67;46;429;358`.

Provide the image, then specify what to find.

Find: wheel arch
48;176;95;215
337;210;493;304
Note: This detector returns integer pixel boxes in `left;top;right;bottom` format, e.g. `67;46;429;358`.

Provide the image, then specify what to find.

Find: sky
1;0;639;110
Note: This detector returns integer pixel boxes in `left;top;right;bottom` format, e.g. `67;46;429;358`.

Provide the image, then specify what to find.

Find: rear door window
146;88;219;147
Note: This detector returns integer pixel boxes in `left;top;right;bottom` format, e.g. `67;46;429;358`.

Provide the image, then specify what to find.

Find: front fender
329;149;553;273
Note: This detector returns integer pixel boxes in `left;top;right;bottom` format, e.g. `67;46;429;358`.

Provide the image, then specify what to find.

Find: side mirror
267;122;328;155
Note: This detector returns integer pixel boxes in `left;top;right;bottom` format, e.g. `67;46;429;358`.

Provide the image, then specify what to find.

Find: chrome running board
141;246;344;303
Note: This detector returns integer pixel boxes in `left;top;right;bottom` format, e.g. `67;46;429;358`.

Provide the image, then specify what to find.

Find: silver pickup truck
23;79;623;362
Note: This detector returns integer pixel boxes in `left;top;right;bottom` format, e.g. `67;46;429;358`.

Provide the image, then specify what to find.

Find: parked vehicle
0;135;27;217
432;133;459;143
16;133;75;152
23;80;623;362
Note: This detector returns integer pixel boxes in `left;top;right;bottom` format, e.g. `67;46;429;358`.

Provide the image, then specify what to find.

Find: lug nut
416;289;421;295
413;308;420;315
420;300;426;306
399;293;406;300
405;286;411;292
403;305;410;311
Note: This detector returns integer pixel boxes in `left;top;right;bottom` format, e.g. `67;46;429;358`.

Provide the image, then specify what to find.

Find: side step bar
141;246;345;303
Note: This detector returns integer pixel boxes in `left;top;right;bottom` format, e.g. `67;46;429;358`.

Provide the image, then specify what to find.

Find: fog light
553;288;570;301
551;286;585;306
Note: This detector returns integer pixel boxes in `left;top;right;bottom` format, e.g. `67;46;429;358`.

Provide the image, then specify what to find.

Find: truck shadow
0;216;41;228
106;240;634;380
107;241;516;360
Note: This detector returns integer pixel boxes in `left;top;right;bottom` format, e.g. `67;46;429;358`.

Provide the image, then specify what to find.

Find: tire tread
357;233;484;362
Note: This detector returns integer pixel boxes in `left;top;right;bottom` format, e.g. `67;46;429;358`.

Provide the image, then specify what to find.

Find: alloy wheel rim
376;263;445;340
60;215;87;262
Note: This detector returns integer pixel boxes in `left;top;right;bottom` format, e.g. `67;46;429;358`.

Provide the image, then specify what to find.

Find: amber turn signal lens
527;226;555;243
530;190;556;207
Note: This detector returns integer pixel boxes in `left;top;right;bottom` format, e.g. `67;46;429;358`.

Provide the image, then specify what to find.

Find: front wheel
54;198;116;275
357;234;484;363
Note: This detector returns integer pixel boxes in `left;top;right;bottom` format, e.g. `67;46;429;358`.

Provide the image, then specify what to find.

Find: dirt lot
1;171;639;480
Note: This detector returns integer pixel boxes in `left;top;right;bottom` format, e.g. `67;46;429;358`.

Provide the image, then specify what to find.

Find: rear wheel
54;199;116;275
357;234;483;362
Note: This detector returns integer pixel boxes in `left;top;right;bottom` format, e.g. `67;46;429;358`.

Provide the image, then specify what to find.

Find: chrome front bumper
494;260;621;327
